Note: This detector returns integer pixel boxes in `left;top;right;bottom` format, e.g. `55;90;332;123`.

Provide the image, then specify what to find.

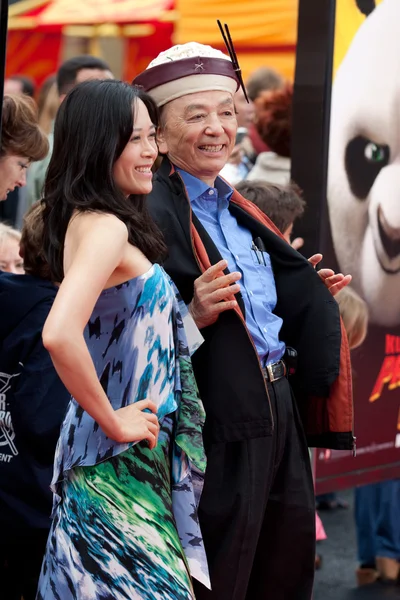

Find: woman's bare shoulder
68;211;128;241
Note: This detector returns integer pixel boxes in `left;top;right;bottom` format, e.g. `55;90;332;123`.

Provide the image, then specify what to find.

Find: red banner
123;21;173;83
315;333;400;494
5;30;62;86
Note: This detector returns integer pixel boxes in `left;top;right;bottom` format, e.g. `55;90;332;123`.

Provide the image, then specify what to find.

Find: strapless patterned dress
37;264;209;599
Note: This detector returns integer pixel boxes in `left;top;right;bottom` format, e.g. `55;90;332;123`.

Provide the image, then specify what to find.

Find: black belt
262;359;287;383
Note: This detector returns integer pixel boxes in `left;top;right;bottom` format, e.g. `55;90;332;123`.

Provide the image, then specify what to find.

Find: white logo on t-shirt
0;372;19;462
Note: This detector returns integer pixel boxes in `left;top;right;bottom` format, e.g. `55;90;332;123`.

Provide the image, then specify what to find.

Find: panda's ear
355;0;376;16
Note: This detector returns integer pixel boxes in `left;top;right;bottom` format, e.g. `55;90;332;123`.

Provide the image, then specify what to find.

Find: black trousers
0;528;49;600
193;377;316;600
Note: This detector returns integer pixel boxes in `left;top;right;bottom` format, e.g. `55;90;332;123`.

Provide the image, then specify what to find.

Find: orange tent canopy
38;0;173;25
176;0;298;81
8;0;298;83
8;0;174;29
6;0;175;85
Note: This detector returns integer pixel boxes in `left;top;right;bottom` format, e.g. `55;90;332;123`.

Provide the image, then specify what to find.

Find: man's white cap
133;42;240;107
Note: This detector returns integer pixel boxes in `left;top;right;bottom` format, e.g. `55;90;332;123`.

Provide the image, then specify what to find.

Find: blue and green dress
37;263;210;599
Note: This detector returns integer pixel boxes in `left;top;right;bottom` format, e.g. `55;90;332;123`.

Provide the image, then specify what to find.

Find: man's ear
157;127;169;154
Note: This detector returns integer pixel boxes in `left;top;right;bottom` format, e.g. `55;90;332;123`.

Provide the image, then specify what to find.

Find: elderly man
133;43;353;600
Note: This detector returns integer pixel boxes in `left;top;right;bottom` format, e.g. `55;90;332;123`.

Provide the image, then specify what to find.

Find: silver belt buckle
267;362;277;382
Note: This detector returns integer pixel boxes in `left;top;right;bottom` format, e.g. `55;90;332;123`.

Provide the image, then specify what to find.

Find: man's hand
318;270;352;296
308;253;352;296
291;237;304;251
308;253;323;268
189;260;242;329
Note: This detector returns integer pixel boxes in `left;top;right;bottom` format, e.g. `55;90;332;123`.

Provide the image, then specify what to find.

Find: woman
37;75;58;136
0;94;48;202
247;84;292;185
37;80;208;599
0;223;24;273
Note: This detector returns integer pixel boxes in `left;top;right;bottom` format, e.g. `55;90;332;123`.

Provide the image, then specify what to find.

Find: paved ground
313;489;400;600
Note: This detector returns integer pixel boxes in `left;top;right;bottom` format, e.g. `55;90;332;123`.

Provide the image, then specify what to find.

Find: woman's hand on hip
105;399;160;447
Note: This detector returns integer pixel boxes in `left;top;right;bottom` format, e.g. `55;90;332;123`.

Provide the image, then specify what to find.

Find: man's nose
205;114;224;135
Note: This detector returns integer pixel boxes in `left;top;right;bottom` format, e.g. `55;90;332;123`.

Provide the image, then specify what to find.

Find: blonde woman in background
316;287;368;571
37;75;58;136
0;223;24;274
336;286;368;350
317;287;368;512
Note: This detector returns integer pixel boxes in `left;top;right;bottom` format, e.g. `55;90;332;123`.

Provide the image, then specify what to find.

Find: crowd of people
0;40;398;600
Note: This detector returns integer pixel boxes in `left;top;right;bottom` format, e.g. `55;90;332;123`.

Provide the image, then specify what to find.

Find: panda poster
292;0;400;493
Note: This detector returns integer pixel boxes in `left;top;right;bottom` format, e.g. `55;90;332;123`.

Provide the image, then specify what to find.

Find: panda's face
328;0;400;326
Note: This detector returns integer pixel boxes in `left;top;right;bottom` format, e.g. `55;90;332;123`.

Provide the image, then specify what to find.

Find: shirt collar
175;166;234;203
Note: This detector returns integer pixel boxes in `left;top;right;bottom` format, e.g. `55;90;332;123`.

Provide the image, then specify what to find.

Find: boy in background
236;179;306;250
0;202;69;600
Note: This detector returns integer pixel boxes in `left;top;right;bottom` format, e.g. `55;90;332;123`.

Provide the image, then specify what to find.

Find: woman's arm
43;213;159;446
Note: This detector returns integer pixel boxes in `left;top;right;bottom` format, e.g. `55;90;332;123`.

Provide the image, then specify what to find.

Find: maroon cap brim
132;56;239;92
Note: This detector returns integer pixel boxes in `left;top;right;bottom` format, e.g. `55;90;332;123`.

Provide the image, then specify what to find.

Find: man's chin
197;156;227;173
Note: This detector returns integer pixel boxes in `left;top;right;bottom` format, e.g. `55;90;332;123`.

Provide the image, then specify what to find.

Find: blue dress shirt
177;168;285;366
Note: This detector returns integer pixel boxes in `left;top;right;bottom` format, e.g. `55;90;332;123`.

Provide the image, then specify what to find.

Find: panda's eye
345;135;390;200
364;142;387;163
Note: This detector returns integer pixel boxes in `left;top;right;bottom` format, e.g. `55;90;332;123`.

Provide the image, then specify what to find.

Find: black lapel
190;210;246;318
157;159;194;252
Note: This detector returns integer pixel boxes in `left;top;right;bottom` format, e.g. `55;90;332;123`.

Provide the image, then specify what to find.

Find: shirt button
235;255;239;260
263;327;267;333
249;291;253;296
208;189;214;195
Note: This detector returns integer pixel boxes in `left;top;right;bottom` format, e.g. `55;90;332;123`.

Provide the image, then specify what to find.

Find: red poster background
314;0;400;493
5;31;62;86
123;22;173;83
292;0;400;494
315;331;400;494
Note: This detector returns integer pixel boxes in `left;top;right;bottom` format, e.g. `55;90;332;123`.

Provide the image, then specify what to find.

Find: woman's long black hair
42;79;166;282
